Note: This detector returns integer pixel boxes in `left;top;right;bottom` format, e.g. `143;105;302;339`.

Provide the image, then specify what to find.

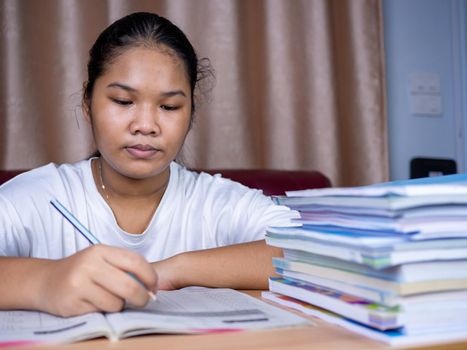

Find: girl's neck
92;157;170;234
93;157;169;203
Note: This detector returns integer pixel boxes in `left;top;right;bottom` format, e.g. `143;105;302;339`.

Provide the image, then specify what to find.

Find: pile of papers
263;173;467;346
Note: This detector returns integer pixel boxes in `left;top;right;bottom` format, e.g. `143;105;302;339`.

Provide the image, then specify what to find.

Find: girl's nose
129;106;160;136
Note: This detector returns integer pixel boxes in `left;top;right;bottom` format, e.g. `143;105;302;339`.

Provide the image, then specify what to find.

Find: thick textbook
276;268;467;308
0;287;308;345
273;173;467;212
272;257;467;297
265;228;467;269
262;291;467;346
281;251;467;283
285;172;467;197
268;277;467;331
295;212;467;237
269;277;400;330
272;193;467;211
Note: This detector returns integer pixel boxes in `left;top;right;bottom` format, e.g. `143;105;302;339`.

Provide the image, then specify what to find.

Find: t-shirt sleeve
200;177;299;246
0;194;30;256
222;190;299;245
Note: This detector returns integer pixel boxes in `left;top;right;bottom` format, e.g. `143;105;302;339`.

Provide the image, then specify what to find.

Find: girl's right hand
35;245;158;317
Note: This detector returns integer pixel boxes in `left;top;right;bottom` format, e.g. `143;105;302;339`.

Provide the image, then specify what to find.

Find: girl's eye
111;98;133;106
161;105;180;111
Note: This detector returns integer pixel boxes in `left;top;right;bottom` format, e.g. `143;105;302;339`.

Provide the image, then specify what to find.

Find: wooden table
8;291;467;350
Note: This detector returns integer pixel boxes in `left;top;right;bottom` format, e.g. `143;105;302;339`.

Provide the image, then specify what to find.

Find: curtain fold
0;0;388;186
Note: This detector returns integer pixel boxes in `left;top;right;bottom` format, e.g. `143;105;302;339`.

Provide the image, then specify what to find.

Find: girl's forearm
0;257;52;310
152;240;282;290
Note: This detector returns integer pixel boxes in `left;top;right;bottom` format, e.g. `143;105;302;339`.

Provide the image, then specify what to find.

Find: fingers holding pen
67;245;155;312
97;246;159;307
38;245;158;317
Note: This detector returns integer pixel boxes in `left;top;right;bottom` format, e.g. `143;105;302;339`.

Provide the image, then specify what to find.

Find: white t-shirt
0;159;298;261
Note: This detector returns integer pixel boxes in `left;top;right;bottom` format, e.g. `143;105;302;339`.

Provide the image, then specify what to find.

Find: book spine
269;278;401;330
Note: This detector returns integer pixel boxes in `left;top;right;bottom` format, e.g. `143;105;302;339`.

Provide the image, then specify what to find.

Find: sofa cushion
195;169;331;195
0;168;331;196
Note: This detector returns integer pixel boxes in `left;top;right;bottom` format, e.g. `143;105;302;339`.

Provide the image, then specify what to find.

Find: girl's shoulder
171;162;267;203
0;160;91;197
174;163;250;189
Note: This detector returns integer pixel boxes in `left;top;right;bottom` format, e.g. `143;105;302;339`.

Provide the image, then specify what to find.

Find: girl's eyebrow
161;90;187;98
107;82;137;92
106;82;186;98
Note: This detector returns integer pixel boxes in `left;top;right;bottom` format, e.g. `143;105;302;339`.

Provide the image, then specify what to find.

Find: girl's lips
125;145;159;159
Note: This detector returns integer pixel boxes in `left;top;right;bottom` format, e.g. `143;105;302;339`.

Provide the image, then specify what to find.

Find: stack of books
263;174;467;346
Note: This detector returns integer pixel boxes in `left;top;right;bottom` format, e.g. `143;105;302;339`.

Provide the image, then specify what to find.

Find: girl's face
86;46;192;180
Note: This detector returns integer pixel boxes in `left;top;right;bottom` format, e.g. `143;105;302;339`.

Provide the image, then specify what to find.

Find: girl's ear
82;101;91;123
82;82;92;123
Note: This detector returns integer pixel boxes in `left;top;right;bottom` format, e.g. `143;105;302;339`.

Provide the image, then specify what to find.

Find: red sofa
196;169;331;195
0;168;331;196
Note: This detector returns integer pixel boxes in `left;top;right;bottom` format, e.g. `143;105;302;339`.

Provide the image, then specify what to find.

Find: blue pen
50;199;100;245
50;199;156;301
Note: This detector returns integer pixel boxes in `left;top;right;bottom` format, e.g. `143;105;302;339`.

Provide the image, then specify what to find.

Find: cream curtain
0;0;388;187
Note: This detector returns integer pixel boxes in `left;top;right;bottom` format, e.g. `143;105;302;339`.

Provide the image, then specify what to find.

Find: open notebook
0;287;309;345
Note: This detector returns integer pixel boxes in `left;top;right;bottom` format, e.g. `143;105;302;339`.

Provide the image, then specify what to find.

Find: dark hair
83;12;212;117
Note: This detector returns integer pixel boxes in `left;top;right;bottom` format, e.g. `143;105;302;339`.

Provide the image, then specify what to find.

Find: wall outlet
408;73;443;116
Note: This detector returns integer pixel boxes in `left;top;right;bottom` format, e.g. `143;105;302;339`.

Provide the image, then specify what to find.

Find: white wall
383;0;466;180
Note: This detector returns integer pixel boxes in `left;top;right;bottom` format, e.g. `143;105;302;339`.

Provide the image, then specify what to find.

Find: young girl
0;12;297;317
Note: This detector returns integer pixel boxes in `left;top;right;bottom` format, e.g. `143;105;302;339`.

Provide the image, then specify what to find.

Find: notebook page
106;287;309;338
0;310;111;344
